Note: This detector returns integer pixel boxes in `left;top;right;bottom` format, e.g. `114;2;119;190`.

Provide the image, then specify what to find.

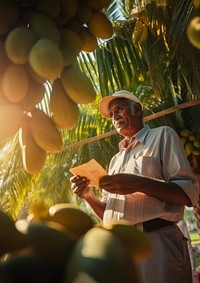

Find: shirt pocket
127;155;157;178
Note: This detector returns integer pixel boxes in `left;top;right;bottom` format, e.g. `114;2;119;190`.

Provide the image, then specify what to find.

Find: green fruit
0;210;27;257
181;137;188;145
5;26;36;64
193;140;200;148
101;220;152;260
185;142;193;155
66;227;140;283
180;129;192;138
50;79;80;129
27;221;76;268
188;134;196;142
29;38;64;80
61;66;96;104
49;203;94;238
29;13;60;45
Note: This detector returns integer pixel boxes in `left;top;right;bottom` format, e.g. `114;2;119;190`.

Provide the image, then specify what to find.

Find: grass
190;231;200;244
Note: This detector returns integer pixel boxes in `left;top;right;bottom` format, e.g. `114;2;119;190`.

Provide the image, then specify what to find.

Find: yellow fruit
87;10;113;39
79;26;98;53
49;203;94;238
50;79;80;129
180;129;192;138
61;0;78;22
19;124;47;174
2;64;29;103
66;227;139;283
187;16;200;49
5;26;36;65
59;28;82;67
193;140;200;148
61;66;97;104
0;210;27;257
138;11;149;26
29;38;64;80
181;136;188;145
36;0;60;18
0;0;20;36
29;13;60;45
20;79;45;112
132;20;144;44
101;220;152;260
185;142;194;155
0;104;24;146
26;64;46;85
188;134;196;142
83;0;111;10
192;148;200;156
30;107;63;152
27;221;76;268
138;24;148;44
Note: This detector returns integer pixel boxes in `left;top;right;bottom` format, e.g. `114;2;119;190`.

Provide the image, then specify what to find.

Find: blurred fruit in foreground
101;220;152;260
49;203;94;239
65;226;141;283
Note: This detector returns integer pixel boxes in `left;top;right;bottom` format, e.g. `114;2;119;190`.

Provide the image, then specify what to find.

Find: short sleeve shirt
102;125;199;224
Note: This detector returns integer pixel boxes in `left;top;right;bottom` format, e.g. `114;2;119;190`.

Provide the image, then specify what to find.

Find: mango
30;107;63;153
5;26;36;64
65;227;140;283
29;38;64;80
27;221;76;267
87;10;113;39
0;210;27;257
79;26;98;53
49;203;94;239
0;104;24;147
2;64;29;103
50;79;80;129
61;66;96;104
20;124;47;174
29;13;60;45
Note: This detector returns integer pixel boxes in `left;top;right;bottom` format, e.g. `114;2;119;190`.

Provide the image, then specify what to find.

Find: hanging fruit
0;0;114;173
180;129;200;157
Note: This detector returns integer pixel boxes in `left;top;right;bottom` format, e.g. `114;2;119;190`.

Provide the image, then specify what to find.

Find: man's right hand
70;175;92;199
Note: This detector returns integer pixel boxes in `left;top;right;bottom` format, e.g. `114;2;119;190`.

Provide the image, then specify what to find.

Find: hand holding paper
70;159;107;187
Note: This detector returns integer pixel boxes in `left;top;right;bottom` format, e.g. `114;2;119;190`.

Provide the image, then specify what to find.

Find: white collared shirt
102;125;199;223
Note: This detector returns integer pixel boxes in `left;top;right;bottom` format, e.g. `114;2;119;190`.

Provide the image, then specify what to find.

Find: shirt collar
119;125;150;150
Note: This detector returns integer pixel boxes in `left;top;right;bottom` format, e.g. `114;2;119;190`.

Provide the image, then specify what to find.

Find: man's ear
134;102;143;116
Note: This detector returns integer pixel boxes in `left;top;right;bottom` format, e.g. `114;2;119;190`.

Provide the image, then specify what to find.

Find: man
70;90;199;283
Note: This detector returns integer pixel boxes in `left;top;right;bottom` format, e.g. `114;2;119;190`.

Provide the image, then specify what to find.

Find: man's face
108;98;139;137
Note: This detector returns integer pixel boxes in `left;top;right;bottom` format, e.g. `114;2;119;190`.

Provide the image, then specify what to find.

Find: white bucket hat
99;90;143;118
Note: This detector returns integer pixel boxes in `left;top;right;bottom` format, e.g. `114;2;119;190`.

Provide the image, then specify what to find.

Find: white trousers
136;225;193;283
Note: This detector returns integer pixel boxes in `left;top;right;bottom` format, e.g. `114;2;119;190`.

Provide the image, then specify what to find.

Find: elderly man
70;90;199;283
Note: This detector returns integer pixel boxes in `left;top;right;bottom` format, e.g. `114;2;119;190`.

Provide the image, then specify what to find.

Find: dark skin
70;98;192;220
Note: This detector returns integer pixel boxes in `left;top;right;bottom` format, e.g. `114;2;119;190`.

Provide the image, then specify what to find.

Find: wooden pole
57;99;200;152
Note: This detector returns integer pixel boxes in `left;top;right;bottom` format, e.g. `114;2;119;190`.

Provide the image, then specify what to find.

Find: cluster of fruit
132;11;149;45
180;129;200;157
0;0;113;174
0;203;152;283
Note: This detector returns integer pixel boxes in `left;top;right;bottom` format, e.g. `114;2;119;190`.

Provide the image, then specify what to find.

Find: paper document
70;159;107;187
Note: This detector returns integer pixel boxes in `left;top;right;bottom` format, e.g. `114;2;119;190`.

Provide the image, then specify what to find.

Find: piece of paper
70;159;107;187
